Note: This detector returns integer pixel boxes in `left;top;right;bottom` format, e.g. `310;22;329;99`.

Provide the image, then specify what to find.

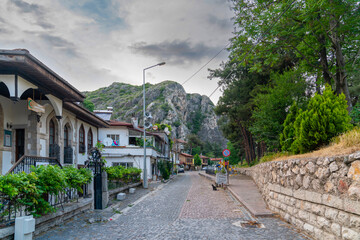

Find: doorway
15;129;25;161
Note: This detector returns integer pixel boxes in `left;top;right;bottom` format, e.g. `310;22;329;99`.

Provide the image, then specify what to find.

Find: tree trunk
318;35;332;86
329;9;352;111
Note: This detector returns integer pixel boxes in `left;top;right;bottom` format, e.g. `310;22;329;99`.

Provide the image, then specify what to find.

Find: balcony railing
7;155;62;174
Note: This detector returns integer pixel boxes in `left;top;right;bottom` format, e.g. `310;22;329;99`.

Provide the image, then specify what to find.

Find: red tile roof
108;120;133;127
180;153;193;158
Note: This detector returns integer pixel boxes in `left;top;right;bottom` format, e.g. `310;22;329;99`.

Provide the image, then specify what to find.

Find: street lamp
143;62;166;188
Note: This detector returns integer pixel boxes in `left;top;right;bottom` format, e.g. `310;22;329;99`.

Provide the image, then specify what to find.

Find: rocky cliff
83;81;226;146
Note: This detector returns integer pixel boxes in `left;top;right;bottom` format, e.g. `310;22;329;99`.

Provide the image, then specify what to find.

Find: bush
105;166;142;183
290;86;352;153
280;103;300;152
350;102;360;126
157;160;172;180
0;165;93;217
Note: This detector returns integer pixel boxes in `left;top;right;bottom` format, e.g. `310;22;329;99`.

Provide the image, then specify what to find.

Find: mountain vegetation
211;0;360;165
83;81;226;157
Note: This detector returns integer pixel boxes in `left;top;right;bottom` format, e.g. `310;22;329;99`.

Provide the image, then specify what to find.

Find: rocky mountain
83;81;226;146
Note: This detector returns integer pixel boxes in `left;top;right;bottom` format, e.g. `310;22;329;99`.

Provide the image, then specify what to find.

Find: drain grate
232;220;265;229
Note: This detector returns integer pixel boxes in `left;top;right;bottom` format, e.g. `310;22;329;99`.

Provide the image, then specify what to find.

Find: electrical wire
181;42;230;86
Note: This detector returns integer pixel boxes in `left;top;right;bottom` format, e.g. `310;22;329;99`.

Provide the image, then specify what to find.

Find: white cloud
0;0;234;104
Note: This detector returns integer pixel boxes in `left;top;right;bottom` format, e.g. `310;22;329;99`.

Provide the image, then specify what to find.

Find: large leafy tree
249;69;310;150
230;0;360;110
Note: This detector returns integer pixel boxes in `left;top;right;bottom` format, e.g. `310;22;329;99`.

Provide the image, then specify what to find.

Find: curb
227;186;273;218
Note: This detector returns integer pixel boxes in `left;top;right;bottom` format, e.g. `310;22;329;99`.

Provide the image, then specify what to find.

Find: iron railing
49;144;60;160
7;155;61;174
0;184;90;227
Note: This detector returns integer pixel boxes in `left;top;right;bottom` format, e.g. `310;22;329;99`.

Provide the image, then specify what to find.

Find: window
129;137;137;145
87;129;93;151
107;134;120;146
79;125;85;153
64;125;69;147
49;119;55;145
112;162;133;168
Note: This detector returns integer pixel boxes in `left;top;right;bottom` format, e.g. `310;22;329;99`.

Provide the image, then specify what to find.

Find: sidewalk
198;172;273;217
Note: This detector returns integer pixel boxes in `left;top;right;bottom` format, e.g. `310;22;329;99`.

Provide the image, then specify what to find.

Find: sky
0;0;235;104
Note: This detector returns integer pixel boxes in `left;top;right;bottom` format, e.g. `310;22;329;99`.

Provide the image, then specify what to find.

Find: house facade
0;49;108;174
94;109;171;179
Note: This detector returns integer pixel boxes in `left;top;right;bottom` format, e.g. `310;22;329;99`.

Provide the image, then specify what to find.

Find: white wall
2;151;12;174
98;127;129;146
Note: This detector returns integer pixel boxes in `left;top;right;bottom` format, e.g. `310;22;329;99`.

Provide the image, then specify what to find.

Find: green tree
280;102;301;151
82;98;94;112
227;141;240;165
230;0;360;110
350;102;360;126
291;86;352;153
250;69;309;150
193;154;202;166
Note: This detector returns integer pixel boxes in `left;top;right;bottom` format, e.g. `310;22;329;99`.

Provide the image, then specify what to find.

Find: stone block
329;162;339;172
313;227;323;240
350;215;360;228
117;193;126;201
295;174;303;186
281;187;293;197
342;227;360;240
298;210;309;221
322;194;343;209
311;204;325;216
324;208;338;220
338;179;349;194
344;199;360;216
305;191;322;204
129;188;136;194
309;212;319;226
337;211;350;225
345;151;360;164
303;175;311;189
348;182;360;200
324;181;335;193
294;189;306;200
317;216;330;229
306;162;316;174
322;231;337;240
303;223;314;233
330;223;341;237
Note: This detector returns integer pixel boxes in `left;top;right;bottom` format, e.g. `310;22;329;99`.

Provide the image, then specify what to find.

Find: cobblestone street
36;172;309;240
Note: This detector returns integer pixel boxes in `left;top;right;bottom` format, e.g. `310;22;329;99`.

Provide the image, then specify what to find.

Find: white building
95;109;171;180
0;49;108;174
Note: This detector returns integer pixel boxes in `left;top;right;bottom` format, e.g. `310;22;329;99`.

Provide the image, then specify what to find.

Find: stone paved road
36;172;310;240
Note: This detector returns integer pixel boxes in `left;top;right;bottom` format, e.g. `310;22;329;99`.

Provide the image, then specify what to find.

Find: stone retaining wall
238;151;360;240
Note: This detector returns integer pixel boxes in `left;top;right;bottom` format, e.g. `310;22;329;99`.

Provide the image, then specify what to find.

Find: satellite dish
103;137;113;147
145;112;152;119
144;122;152;129
152;125;158;130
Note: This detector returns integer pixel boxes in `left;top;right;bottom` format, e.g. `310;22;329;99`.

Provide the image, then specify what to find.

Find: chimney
131;117;138;128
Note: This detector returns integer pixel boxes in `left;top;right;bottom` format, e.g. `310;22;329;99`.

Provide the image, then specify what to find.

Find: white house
0;49;108;174
95;109;171;180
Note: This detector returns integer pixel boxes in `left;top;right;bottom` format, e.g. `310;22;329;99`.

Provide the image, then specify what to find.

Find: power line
208;0;296;99
181;42;230;86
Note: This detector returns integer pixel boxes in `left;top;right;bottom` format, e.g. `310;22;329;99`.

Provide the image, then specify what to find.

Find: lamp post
143;62;165;189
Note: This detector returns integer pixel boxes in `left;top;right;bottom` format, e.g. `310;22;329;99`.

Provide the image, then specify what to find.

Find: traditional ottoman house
0;49;108;174
94;109;171;180
179;152;193;170
199;155;209;168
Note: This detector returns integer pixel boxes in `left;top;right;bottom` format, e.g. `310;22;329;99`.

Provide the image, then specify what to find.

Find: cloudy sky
0;0;234;104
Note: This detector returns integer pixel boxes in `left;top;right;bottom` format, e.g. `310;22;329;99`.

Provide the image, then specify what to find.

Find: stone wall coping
108;182;141;198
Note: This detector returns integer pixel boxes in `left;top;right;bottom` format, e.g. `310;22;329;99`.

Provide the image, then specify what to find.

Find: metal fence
7;155;61;174
0;184;89;227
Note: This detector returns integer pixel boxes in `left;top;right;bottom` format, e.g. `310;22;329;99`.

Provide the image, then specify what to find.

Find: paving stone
35;172;308;240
